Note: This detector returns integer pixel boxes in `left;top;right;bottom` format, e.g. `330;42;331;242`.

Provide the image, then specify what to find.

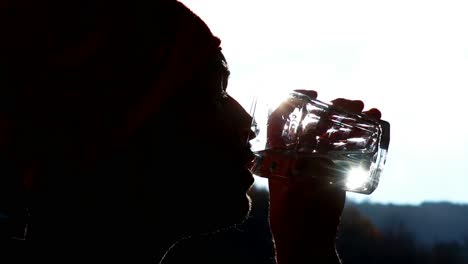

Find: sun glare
345;167;369;190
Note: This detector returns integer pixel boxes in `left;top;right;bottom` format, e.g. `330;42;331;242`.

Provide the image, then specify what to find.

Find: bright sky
179;0;468;205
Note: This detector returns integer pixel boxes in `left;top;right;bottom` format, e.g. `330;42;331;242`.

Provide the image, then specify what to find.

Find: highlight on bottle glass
247;90;390;194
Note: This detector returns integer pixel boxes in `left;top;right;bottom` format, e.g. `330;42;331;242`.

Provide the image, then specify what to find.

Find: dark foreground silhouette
185;187;467;264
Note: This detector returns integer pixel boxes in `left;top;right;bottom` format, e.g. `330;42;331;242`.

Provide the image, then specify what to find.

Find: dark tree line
239;187;468;264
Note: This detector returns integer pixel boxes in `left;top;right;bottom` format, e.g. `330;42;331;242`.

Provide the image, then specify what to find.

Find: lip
242;149;256;167
240;166;255;191
243;154;256;187
230;148;256;191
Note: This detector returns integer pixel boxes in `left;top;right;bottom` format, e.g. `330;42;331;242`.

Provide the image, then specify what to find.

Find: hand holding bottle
265;90;384;264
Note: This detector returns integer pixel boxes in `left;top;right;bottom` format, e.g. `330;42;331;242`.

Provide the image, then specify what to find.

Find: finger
331;98;364;113
294;89;318;100
363;108;382;120
275;101;296;114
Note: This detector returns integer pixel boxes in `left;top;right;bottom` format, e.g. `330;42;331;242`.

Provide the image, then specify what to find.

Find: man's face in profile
141;51;256;236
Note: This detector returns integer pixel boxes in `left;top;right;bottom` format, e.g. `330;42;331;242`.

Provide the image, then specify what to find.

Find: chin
189;191;253;236
227;192;252;225
222;182;254;220
173;164;255;237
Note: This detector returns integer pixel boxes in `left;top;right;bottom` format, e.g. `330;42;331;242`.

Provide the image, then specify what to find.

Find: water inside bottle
250;149;382;194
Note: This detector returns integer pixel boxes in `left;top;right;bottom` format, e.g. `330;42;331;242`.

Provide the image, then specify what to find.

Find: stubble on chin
200;192;253;237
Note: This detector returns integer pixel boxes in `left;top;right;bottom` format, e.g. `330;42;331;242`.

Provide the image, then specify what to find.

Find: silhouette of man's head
1;1;255;261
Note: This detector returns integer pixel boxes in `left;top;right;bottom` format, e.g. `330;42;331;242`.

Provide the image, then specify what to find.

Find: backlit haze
180;0;468;205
